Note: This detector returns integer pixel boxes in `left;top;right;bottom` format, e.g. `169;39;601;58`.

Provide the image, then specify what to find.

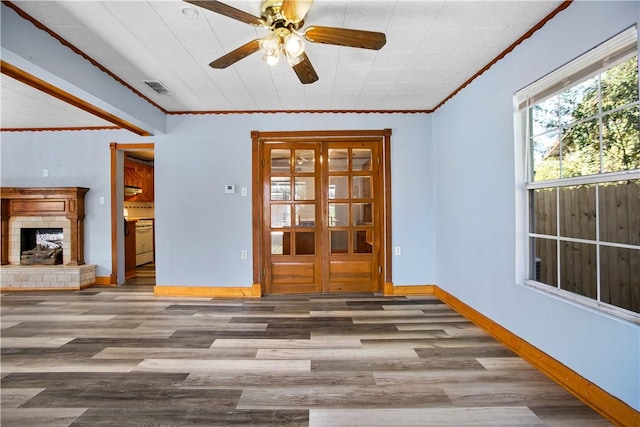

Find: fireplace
1;187;87;265
20;227;64;265
1;187;96;290
8;216;71;265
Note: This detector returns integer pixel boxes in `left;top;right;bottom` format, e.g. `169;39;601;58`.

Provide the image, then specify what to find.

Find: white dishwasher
135;219;154;266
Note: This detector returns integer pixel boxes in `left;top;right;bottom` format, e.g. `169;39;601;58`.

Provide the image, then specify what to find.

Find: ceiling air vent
143;80;173;95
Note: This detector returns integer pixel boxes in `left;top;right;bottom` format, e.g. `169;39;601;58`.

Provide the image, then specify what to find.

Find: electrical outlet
241;250;248;259
99;196;105;205
241;187;248;197
395;246;401;256
42;169;49;177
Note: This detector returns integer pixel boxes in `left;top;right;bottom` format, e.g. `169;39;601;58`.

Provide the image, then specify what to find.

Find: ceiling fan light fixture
285;50;303;66
283;33;305;57
263;50;281;66
259;35;280;56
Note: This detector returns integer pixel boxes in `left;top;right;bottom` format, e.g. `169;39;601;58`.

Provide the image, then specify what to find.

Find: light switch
99;196;105;205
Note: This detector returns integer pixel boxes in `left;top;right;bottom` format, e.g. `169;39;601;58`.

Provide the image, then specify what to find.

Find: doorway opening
110;143;155;286
252;130;392;295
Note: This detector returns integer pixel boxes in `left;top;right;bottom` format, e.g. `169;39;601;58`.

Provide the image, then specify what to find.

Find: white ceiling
1;0;565;130
1;74;117;129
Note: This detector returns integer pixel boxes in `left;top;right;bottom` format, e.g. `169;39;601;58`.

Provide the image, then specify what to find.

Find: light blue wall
432;1;639;410
155;113;435;286
0;113;435;285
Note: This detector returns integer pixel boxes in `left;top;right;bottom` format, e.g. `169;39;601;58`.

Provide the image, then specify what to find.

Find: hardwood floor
0;287;611;426
124;262;156;286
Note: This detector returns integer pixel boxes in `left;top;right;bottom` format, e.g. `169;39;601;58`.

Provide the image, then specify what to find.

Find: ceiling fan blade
184;1;263;26
281;0;314;24
209;39;261;68
304;26;386;50
290;52;319;84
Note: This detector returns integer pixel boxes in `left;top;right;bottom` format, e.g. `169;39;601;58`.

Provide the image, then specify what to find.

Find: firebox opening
20;228;63;265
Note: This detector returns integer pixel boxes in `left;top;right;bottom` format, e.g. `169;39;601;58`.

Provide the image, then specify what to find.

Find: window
516;27;640;317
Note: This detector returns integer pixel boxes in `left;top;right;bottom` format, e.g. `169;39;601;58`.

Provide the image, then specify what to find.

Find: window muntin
521;28;640;317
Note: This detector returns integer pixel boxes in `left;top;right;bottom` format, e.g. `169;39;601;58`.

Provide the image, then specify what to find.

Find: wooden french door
325;141;381;292
264;142;322;293
260;137;384;294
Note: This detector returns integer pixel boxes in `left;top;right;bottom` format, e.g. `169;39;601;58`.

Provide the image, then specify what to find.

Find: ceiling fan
184;0;387;84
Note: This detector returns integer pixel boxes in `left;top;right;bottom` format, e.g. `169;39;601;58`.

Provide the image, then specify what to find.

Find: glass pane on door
329;176;349;199
352;176;372;199
330;203;349;227
295;232;315;255
329;149;348;172
295;205;315;227
271;177;291;200
353;203;373;226
295;150;315;173
352;149;372;171
271;231;291;255
271;149;291;172
294;177;315;200
331;230;349;254
354;230;373;253
271;205;291;228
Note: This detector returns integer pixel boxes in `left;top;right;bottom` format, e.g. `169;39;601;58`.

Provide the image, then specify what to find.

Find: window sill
524;280;640;325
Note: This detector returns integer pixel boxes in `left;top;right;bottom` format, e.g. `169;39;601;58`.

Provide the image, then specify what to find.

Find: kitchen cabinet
124;220;137;279
144;163;154;202
124;158;154;202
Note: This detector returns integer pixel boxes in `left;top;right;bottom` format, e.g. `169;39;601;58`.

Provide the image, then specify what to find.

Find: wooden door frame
109;142;154;285
251;129;393;294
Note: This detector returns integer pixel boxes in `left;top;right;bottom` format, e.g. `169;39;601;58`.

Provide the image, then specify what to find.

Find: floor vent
143;80;173;95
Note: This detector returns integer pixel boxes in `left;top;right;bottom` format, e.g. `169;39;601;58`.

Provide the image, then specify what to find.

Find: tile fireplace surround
0;187;96;290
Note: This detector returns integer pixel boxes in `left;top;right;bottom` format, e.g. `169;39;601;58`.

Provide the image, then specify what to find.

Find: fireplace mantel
1;187;89;266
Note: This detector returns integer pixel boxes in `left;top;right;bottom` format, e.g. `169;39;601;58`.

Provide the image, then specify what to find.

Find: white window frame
514;26;640;322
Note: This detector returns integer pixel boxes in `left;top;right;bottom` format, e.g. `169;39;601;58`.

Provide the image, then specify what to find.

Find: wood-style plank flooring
1;286;611;426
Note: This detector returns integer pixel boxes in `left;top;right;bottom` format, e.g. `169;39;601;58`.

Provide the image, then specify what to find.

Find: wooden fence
532;180;639;312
